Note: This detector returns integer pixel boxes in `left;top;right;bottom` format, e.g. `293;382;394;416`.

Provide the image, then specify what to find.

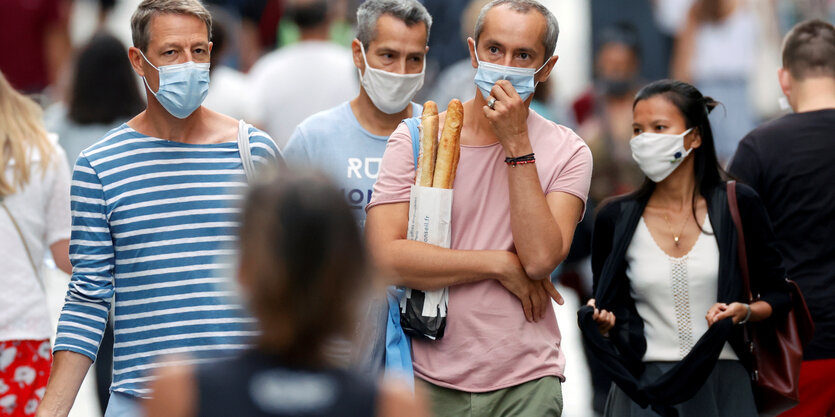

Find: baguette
415;101;439;187
432;99;463;189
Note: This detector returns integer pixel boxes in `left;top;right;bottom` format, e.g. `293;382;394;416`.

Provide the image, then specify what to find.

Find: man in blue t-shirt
284;0;432;229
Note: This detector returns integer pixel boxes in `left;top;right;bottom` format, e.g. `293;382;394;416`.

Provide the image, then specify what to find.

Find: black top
195;350;378;417
729;109;835;360
577;183;791;415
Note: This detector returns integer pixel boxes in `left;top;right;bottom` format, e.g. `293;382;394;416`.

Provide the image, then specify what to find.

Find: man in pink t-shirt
366;1;592;415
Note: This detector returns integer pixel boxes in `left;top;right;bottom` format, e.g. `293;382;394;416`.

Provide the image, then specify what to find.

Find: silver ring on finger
487;97;496;109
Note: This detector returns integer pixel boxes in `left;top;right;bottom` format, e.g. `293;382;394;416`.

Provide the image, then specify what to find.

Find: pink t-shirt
368;109;592;392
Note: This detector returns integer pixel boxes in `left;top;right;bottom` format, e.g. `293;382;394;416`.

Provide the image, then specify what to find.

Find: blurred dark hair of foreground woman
144;171;428;417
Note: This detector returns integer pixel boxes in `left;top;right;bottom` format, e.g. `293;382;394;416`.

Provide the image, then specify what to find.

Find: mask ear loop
359;42;370;75
681;127;696;152
532;55;553;89
138;50;161;96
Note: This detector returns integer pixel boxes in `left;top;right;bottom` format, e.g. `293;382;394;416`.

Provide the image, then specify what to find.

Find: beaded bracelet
505;153;535;167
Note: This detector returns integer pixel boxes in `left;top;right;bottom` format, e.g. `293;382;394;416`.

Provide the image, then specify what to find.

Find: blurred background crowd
5;0;835;156
1;0;833;416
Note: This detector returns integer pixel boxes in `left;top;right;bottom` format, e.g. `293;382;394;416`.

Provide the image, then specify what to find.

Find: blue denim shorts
104;392;142;417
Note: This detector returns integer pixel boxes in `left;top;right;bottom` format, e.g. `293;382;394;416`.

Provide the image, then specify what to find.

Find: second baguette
433;99;463;189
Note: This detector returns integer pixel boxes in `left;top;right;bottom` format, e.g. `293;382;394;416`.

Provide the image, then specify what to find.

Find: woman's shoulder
596;193;639;221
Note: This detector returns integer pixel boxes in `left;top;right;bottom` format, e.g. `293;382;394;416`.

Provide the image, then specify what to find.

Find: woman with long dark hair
579;79;792;416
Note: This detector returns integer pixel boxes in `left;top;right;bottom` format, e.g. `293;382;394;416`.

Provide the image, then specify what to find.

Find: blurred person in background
283;0;431;378
0;70;72;417
574;23;646;203
238;0;284;73
592;0;670;82
276;0;355;47
582;79;791;417
203;7;249;120
671;0;759;164
144;171;428;417
0;0;71;97
427;0;490;111
729;19;835;416
36;1;281;416
45;31;145;166
421;0;471;74
366;1;593;415
248;0;359;148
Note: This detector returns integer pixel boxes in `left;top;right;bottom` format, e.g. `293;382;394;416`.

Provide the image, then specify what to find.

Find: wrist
737;303;752;324
502;136;532;158
490;251;514;283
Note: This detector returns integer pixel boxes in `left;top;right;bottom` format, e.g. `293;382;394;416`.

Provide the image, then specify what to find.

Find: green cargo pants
423;376;563;417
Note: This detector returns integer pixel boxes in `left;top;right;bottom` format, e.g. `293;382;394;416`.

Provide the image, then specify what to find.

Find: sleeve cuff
53;344;98;363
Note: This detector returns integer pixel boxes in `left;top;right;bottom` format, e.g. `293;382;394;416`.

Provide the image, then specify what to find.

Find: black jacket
577;182;791;415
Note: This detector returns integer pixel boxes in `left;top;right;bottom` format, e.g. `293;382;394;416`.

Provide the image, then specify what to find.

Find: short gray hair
356;0;432;49
131;0;212;52
474;0;559;62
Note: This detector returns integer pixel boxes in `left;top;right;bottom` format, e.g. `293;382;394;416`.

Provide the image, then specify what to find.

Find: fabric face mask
473;48;549;101
358;43;425;115
630;128;694;182
140;51;210;119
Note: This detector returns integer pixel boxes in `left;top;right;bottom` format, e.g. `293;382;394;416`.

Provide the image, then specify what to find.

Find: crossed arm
364;190;582;322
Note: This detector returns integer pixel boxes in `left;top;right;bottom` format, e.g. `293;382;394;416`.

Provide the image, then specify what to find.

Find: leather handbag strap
727;181;753;302
1;200;45;292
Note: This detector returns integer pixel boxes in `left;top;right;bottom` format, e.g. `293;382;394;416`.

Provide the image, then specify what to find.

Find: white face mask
630;128;694;182
358;43;425;114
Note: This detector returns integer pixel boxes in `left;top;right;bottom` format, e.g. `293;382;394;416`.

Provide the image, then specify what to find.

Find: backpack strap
403;116;421;170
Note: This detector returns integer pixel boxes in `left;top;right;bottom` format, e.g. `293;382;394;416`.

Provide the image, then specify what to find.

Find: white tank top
625;216;738;362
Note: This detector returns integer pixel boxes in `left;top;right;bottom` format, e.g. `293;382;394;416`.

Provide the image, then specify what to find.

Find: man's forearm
36;351;93;417
374;239;511;291
506;159;566;279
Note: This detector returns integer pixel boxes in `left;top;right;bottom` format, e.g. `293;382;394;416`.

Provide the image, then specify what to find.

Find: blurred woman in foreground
145;171;426;417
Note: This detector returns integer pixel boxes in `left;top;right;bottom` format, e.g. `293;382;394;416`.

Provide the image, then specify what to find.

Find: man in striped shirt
37;1;280;416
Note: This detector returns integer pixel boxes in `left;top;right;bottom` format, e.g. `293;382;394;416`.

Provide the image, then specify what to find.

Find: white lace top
626;216;738;362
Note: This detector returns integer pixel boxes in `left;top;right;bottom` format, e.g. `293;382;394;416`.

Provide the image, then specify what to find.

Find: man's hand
483;80;531;156
496;252;564;322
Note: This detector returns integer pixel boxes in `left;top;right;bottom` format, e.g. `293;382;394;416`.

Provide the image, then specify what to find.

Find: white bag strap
1;200;46;292
237;119;256;181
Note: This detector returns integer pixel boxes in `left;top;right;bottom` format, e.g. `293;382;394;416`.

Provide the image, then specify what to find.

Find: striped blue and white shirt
54;123;280;397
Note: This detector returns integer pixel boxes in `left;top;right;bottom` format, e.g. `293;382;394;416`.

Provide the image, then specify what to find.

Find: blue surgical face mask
473;48;549;101
140;51;210;119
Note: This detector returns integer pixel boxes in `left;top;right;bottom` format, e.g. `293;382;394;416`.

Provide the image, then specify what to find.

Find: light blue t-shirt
284;101;421;227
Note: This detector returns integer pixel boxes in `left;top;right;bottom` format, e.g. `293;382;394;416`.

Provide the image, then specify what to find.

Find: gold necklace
663;212;692;247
